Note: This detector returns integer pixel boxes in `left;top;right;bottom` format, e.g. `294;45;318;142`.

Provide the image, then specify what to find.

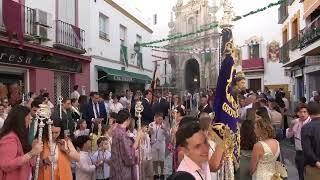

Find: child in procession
75;135;101;180
141;121;153;180
74;119;90;138
92;137;111;180
149;112;169;180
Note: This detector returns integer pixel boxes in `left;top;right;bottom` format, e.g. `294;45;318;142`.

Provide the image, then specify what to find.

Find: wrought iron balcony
299;15;320;49
0;0;35;38
288;36;300;51
278;0;288;24
53;20;85;54
280;42;290;63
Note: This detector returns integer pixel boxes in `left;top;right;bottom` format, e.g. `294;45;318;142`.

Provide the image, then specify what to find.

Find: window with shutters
99;13;109;41
120;25;127;46
249;44;260;58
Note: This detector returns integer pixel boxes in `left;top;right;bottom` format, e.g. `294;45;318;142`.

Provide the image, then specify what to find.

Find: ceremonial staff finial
34;104;52;180
135;100;144;180
58;96;63;119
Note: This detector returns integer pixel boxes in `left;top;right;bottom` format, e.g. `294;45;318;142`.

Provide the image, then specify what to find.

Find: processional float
208;0;245;180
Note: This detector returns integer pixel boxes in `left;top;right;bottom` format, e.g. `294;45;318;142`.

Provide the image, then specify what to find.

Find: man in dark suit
198;94;212;116
83;92;107;129
141;90;154;124
152;93;170;119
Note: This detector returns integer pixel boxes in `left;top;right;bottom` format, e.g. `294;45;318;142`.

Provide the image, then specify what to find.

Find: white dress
252;141;280;180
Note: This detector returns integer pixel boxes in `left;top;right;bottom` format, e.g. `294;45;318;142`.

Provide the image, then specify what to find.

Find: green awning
96;66;152;84
126;71;152;84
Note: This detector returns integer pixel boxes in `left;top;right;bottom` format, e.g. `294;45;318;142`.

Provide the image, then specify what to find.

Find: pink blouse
0;132;33;180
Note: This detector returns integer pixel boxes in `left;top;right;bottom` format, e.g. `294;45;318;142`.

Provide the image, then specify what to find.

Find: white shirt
141;133;152;160
76;151;96;180
71;90;80;100
109;102;123;113
92;102;100;118
208;140;218;180
91;150;111;179
149;122;167;148
282;97;289;110
0;115;6;129
240;103;252;120
177;155;211;180
286;117;311;150
74;129;90;138
119;96;128;108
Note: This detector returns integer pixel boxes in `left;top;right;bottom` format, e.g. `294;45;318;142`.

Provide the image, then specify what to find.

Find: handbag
272;144;288;180
271;157;288;179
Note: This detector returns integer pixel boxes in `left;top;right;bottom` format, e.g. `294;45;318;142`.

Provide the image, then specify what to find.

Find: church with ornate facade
167;0;220;92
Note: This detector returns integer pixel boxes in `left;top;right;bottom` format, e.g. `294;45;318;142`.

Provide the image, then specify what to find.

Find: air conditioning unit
33;24;49;39
34;9;53;28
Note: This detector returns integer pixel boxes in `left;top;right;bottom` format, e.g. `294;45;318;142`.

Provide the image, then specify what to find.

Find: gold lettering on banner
9;55;15;61
222;102;239;118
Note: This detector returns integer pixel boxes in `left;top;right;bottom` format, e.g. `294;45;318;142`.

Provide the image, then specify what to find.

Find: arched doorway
185;59;200;92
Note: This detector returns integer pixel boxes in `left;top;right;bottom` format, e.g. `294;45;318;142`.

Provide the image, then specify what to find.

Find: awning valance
96;66;151;84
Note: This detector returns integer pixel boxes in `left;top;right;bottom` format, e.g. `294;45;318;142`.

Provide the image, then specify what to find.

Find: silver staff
34;105;49;180
135;100;144;130
58;96;63;119
44;106;54;180
168;92;172;127
135;100;144;180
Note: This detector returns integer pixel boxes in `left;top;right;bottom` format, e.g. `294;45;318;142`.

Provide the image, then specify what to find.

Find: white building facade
235;36;290;95
79;0;154;93
279;0;320;103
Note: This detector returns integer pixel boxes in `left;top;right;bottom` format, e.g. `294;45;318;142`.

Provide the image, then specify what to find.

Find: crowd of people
0;85;319;180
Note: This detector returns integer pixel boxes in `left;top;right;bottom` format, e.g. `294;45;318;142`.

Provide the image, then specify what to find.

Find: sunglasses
3;101;8;103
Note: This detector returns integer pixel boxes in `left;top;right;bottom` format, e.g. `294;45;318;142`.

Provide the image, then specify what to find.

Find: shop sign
305;56;320;66
0;45;82;73
113;76;133;82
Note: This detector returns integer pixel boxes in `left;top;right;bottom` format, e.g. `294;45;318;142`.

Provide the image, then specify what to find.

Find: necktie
94;103;100;118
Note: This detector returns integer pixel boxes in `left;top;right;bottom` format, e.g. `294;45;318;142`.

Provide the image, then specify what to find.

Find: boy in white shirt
76;135;101;180
149;112;169;179
92;137;111;180
74;119;90;138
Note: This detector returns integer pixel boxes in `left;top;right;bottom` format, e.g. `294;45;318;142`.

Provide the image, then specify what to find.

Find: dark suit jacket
152;97;169;117
199;104;212;114
51;107;75;136
141;98;154;124
83;100;107;127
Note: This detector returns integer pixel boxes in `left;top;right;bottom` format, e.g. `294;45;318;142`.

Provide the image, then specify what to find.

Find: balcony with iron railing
0;0;35;39
53;20;86;54
278;0;289;24
299;15;320;49
242;58;264;72
280;42;290;63
288;35;300;51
